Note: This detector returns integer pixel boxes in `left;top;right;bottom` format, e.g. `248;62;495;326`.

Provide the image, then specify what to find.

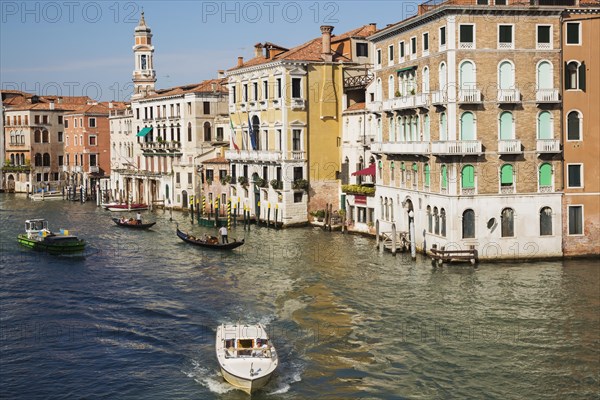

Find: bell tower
132;11;156;100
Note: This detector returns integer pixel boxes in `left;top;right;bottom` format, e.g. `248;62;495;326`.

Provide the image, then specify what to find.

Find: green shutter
441;165;447;188
579;62;586;92
412;163;418;172
460;112;474;140
462;165;475;188
501;164;513;185
539;163;552;187
425;164;430;186
499;112;512;140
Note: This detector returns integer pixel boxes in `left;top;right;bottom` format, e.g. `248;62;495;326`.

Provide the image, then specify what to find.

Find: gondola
176;227;244;250
112;218;156;229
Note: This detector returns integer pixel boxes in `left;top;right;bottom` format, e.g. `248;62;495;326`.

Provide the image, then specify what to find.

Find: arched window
441;164;448;190
498;61;514;91
20;153;25;165
176;124;181;142
42;130;49;143
567;111;582;141
434;207;439;235
501;164;513;187
389;199;394;221
462;209;475;238
423;114;430;141
398;117;406;141
380;196;384;219
422;66;430;93
461;165;475;189
459;60;475;90
424;164;431;188
376;78;382;102
460;112;475;140
537;61;553;90
499;111;513;140
540;207;552;236
34;130;41;143
427;205;432;232
170;124;175;141
203;122;211;141
439;62;447;91
384;198;389;220
565;61;586;90
377;118;382;142
42;153;50;166
34;153;42;166
187;122;192;142
440;208;446;237
537;111;553;139
389;117;395;142
388;75;395;99
501;207;514;237
390;161;395;182
539;163;552;190
10;154;15;165
439;112;447;140
412;163;418;186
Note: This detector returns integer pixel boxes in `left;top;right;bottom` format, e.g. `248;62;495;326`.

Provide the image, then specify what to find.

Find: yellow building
225;24;375;226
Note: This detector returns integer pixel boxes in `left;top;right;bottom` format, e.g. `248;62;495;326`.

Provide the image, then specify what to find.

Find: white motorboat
30;190;64;201
215;323;278;394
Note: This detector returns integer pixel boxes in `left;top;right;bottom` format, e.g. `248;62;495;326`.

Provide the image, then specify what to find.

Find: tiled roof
145;78;228;99
344;102;366;112
228;24;377;71
203;156;229;164
63;103;111;115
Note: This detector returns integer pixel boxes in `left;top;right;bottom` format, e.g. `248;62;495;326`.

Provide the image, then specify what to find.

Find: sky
1;0;418;102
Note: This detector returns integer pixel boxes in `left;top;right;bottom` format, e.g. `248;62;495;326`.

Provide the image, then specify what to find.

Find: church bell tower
132;11;156;100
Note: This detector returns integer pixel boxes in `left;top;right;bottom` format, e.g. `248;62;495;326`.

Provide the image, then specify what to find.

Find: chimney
254;43;263;58
49;100;55;110
211;82;217;92
320;25;334;62
369;23;377;32
217;70;225;79
57;97;63;104
108;101;114;109
237;56;244;68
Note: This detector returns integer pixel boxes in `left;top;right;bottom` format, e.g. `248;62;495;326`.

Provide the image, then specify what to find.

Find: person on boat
136;212;142;225
119;217;126;224
218;225;228;243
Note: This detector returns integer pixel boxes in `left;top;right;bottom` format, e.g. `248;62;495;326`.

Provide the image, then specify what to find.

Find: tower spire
132;11;156;100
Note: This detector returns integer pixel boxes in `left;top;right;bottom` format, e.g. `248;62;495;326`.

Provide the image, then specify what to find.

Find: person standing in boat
218;225;228;243
136;212;142;225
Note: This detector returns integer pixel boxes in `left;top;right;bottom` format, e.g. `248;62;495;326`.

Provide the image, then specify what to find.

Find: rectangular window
377;49;382;65
203;101;210;114
187;102;192;114
34;115;40;124
188;172;193;184
276;78;282;98
89;136;97;146
292;129;301;151
253;82;258;101
58;116;63;124
399;42;405;59
263;80;268;99
566;22;580;45
460;25;474;47
537;25;552;49
496;0;507;4
440;26;446;47
89;154;97;167
388;45;394;63
568;205;583;235
292;78;301;98
216;127;224;141
58;132;63;142
42;115;48;124
567;164;582;188
58;155;63;166
243;84;248;101
176;172;181;184
356;42;368;57
477;0;488;4
498;25;513;48
89;117;96;128
423;32;429;53
410;37;417;55
232;86;236;103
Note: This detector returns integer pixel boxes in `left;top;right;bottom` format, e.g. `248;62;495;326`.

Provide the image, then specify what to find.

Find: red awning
352;163;376;176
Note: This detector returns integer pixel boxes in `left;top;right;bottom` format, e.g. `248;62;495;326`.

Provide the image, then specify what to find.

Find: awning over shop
136;127;152;137
396;66;417;73
352;163;376;176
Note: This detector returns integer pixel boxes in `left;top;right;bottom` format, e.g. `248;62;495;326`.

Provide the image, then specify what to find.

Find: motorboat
215;323;278;394
17;219;85;254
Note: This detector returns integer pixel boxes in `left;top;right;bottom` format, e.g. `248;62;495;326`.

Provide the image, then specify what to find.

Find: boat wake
183;359;235;394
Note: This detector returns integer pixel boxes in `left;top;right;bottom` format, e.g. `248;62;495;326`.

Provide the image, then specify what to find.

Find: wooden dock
430;244;478;267
378;230;410;255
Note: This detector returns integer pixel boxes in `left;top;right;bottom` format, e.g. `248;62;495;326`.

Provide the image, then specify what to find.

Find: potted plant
238;176;249;187
255;177;268;188
270;179;283;190
395;90;401;97
292;179;309;191
220;175;232;185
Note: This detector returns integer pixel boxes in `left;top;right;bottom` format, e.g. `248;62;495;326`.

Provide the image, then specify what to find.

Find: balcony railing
367;101;382;112
458;89;482;103
291;98;306;110
371;141;430;154
393;95;415;110
431;90;445;105
431;140;482;155
498;139;522;154
461;187;476;196
536;89;559;103
536;139;560;153
500;185;515;194
225;149;305;162
228;104;236;113
89;166;99;173
497;89;520;103
539;185;553;193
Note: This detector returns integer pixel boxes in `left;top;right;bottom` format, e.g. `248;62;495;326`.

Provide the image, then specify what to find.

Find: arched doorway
182;190;188;209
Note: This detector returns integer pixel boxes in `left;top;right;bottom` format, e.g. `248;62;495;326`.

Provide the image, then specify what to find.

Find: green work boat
17;219;86;254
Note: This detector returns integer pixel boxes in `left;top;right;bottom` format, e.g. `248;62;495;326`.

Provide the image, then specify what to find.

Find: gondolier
136;212;142;225
219;225;228;243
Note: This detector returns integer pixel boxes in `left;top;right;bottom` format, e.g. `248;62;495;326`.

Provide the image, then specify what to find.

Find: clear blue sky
1;1;417;101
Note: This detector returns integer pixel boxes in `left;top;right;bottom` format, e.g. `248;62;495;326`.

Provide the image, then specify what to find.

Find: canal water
0;194;598;399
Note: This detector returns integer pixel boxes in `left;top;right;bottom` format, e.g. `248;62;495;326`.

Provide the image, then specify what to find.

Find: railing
458;88;481;103
228;104;236;113
393;95;415;109
291;98;306;109
498;139;522;154
539;185;553;193
459;42;474;49
498;42;514;50
225;149;293;162
415;93;429;107
461;187;476;196
536;88;559;102
431;90;445;105
367;101;382;112
89;166;99;173
537;42;552;50
497;89;520;103
371;141;430;154
431;140;482;155
140;141;182;152
272;98;281;109
536;139;560;153
500;185;515;194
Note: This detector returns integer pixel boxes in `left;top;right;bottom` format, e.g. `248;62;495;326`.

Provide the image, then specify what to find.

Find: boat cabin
24;219;51;238
221;324;272;358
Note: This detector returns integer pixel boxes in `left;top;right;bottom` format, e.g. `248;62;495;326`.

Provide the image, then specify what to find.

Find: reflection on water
0;194;598;399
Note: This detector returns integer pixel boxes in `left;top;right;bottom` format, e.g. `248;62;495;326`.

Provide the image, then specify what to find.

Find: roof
344;102;366;112
3;92;93;111
63;103;112;116
228;24;377;71
144;78;228;100
203;157;229;164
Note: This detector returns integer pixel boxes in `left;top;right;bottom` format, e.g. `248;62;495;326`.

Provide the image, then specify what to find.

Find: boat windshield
27;220;48;231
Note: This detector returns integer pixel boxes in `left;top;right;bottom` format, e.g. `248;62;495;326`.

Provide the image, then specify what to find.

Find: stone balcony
536;139;560;153
371;141;430;155
89;166;99;173
536;89;559;103
431;90;445;105
431;140;482;155
497;89;520;103
140;141;182;156
367;101;383;113
225;150;306;162
498;139;522;154
458;88;482;104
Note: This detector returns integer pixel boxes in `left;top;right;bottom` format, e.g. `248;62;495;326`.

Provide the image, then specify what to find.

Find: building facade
367;0;577;259
561;6;600;256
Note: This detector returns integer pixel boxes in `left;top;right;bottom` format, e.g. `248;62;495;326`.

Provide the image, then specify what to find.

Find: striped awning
136;127;152;137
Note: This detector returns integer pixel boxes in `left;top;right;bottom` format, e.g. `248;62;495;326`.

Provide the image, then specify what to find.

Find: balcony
272;98;282;109
62;165;69;172
228;103;236;113
536;89;559;103
259;100;268;111
498;139;522;154
392;95;415;110
371;141;430;155
367;101;382;113
89;166;99;173
536;139;560;153
431;140;482;155
291;98;306;110
74;166;82;173
140;141;182;156
497;89;520;103
431;90;445;105
500;185;515;194
458;89;482;104
461;187;476;196
538;185;553;193
225;149;282;163
415;93;429;108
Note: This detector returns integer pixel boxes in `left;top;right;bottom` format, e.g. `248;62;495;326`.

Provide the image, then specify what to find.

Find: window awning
396;66;417;73
136;127;152;137
352;163;376;176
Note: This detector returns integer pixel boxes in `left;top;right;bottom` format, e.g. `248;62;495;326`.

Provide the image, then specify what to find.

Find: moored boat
215;323;278;394
17;219;86;254
30;190;64;201
106;203;148;212
176;227;244;250
112;217;156;229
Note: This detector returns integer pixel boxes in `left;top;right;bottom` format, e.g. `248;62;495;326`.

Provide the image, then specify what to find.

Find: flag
248;114;257;150
230;119;240;152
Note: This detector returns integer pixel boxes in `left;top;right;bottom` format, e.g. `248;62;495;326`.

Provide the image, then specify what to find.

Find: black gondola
176;228;244;250
112;218;156;229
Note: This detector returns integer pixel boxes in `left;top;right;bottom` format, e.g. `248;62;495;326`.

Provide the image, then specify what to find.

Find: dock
430;244;478;267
